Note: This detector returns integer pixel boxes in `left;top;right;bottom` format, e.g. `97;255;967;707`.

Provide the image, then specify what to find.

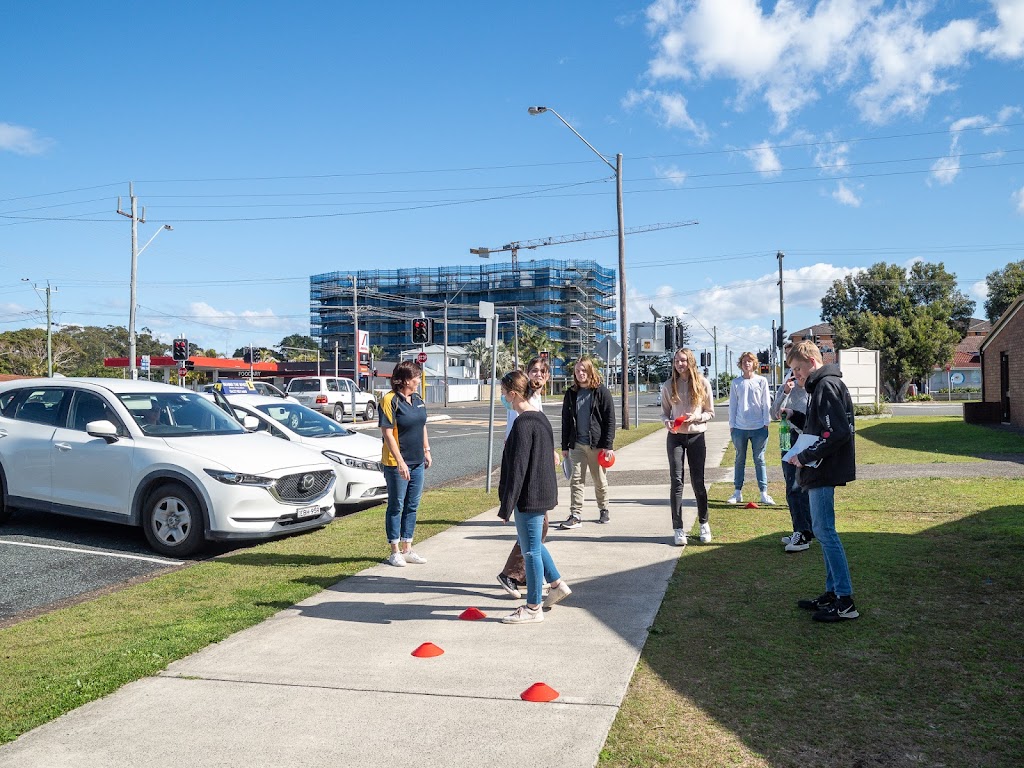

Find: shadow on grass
614;505;1024;768
857;418;1024;459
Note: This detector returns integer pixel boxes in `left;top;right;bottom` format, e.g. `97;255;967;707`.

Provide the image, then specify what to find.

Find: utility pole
117;183;142;380
443;298;450;407
24;280;57;377
352;274;359;383
712;325;719;400
777;250;786;359
513;306;520;370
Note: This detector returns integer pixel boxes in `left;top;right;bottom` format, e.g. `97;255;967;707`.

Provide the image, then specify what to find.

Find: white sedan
0;378;337;557
222;394;388;508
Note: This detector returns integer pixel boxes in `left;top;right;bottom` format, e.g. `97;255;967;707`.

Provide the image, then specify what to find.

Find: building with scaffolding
310;259;616;377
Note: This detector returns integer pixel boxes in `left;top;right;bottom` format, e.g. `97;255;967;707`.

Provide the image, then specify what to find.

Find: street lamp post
117;183;173;380
529;105;629;429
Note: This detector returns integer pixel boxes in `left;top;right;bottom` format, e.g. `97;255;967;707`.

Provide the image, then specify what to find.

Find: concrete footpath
0;421;731;768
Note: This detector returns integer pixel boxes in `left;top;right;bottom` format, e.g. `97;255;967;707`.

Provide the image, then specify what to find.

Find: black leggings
667;432;709;528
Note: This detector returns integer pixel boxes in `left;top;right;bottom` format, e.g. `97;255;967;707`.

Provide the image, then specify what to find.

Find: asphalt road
0;391;665;623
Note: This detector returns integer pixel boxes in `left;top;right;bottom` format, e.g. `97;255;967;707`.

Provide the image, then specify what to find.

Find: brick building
978;295;1024;427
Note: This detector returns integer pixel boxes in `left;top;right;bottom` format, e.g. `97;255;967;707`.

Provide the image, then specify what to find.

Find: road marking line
0;539;183;566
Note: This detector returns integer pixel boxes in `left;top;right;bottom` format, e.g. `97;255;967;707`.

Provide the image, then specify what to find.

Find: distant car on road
0;378;337;557
203;380;295;400
285;376;377;422
222;394;387;508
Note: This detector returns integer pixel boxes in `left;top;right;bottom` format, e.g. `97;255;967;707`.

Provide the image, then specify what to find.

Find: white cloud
641;1;1024;128
929;154;960;185
622;88;709;139
654;164;688;186
187;302;294;331
813;134;852;174
1013;185;1024;214
970;279;989;303
832;180;862;206
0;122;54;155
743;141;782;175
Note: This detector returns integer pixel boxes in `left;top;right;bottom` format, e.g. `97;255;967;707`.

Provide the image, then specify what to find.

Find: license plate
295;505;321;520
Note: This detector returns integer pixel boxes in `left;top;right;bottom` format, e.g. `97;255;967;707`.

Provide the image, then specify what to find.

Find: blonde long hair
669;348;707;409
571;356;603;389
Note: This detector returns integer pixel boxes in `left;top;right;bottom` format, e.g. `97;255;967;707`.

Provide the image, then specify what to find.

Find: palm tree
515;323;564;366
465;338;514;379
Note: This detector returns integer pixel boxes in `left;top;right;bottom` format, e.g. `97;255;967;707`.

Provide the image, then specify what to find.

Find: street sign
358;330;369;354
140;355;150;371
416;352;428;364
478;301;494;319
596;337;622;362
178;368;187;378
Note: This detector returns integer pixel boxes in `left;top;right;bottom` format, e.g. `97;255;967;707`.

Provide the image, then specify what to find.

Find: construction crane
469;220;698;268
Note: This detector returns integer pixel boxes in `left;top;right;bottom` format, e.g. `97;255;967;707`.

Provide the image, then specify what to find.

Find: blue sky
2;0;1023;362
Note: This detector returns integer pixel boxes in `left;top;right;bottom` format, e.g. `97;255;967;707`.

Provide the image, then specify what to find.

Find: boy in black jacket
784;341;859;622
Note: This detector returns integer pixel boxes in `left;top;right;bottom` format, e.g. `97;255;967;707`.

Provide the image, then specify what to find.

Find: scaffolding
310;259;615;377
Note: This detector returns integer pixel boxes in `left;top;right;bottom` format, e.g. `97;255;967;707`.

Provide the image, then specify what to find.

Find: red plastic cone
745;501;759;509
411;642;444;658
459;607;487;621
521;682;559;702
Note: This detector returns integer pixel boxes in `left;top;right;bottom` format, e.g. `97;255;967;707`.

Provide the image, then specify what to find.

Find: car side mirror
87;420;120;443
242;415;261;431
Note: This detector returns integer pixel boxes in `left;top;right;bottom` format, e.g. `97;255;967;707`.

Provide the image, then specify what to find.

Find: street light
127;224;173;379
529;105;629;428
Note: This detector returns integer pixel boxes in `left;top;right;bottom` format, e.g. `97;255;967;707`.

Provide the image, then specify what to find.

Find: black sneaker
798;591;836;611
598;509;610;524
813;595;860;622
558;514;582;530
496;573;521;599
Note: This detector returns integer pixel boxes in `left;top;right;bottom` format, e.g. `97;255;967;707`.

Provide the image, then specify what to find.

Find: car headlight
204;469;276;488
322;451;383;472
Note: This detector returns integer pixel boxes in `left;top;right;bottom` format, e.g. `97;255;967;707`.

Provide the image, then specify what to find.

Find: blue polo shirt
378;390;427;466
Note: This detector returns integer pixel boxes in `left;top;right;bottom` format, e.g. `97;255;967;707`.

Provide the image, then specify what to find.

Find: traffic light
172;338;188;361
183;360;195;371
699;351;711;367
776;327;787;348
540;350;549;361
411;318;431;344
756;349;769;364
703;367;709;377
759;363;770;374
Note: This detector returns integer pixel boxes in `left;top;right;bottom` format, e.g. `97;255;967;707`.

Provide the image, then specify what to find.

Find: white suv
0;378;337;557
285;376;377;422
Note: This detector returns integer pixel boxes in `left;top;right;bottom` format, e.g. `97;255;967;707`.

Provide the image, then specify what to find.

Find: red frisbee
597;449;615;468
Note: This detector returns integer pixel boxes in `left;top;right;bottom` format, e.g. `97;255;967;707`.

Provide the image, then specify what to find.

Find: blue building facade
310;259;616;377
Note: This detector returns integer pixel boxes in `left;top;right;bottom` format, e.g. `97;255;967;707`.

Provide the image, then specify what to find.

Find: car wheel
0;471;9;525
333;404;345;422
363;402;376;422
142;482;206;557
288;412;301;430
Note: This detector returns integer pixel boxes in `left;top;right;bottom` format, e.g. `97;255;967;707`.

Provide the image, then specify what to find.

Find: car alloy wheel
143;482;205;557
363;402;375;421
333;404;345;422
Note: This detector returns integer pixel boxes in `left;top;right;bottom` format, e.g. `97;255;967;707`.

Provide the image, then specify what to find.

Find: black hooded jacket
788;363;856;489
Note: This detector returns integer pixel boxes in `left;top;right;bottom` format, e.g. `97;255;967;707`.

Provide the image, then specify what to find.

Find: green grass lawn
600;477;1024;768
723;416;1024;467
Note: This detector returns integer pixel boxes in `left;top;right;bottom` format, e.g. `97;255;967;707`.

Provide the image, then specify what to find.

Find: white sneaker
727;489;742;504
673;528;687;547
759;492;776;505
699;522;712;543
403;550;427;564
781;532;798;545
543;581;572;609
387;552;407;567
502;605;544;624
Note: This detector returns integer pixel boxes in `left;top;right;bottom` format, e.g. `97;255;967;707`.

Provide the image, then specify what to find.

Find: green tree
984;259;1024;323
514;323;563;367
465;338;514;378
0;328;77;376
277;334;319;361
369;344;386;361
822;261;970;401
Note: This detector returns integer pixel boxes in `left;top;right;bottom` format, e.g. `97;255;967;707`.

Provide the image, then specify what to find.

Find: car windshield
120;392;246;436
255;402;352;438
288;379;321;393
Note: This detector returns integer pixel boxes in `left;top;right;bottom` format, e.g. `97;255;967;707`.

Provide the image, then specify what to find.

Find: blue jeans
732;427;769;492
384;463;424;544
782;460;812;534
514;509;561;606
808;486;853;596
